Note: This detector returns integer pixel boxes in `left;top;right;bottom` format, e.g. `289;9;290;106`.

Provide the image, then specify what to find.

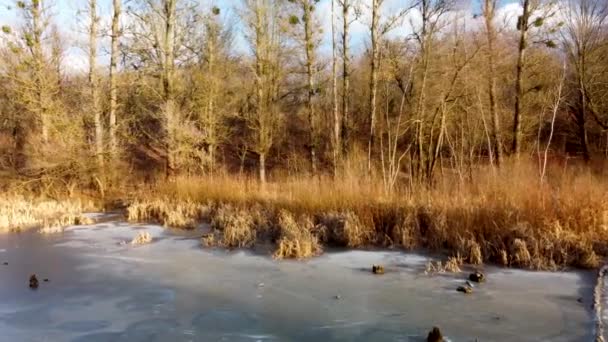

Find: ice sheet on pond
0;219;596;341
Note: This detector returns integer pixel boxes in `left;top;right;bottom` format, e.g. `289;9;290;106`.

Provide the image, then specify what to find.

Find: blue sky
1;0;522;73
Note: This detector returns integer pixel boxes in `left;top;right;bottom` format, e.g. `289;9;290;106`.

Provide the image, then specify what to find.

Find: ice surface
0;219;595;341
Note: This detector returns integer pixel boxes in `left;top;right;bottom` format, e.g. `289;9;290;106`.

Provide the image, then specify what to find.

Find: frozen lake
0;218;597;341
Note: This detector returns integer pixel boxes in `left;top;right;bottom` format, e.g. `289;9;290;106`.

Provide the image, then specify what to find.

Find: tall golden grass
128;160;608;269
0;195;93;232
211;205;257;248
127;198;210;229
274;210;322;259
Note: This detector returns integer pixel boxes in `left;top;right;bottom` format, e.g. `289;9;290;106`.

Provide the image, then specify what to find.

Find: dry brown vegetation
0;195;93;232
124;160;608;269
210;205;257;248
131;231;152;245
425;256;464;274
274;210;321;259
127;198;210;229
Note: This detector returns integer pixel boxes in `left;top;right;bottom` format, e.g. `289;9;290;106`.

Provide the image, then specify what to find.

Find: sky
0;0;523;74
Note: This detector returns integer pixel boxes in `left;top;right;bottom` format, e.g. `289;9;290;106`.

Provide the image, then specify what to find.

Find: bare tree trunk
31;0;49;144
88;0;103;169
478;90;495;167
303;1;317;175
50;26;63;88
109;0;121;161
239;146;247;176
561;0;608;162
341;0;351;157
368;0;380;174
163;0;177;179
429;104;447;178
415;0;431;181
541;64;565;183
483;0;502;167
206;20;217;172
577;53;592;162
512;0;530;157
13;124;26;170
253;0;269;183
259;152;266;183
331;0;340;176
382;65;413;192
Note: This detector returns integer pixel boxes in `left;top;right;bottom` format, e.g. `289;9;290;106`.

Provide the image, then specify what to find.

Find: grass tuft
131;231;152;245
127;198;209;229
510;238;532;267
0;195;92;232
318;211;374;247
273;210;321;259
425;256;463;274
211;204;256;248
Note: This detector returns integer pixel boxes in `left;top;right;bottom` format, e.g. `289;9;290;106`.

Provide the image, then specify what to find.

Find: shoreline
1;196;606;273
123;194;606;271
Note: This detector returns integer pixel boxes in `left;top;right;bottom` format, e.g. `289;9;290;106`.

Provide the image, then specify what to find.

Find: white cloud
496;2;523;32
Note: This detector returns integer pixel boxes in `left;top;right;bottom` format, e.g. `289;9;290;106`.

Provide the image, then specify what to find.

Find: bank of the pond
125;195;607;271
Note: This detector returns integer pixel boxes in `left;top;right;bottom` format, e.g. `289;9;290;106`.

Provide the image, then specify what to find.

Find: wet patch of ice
56;320;111;332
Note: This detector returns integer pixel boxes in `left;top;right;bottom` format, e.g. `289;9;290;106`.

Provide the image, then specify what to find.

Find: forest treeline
0;0;607;192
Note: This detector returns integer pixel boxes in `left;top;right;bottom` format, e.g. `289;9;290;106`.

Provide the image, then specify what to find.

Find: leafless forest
1;0;607;268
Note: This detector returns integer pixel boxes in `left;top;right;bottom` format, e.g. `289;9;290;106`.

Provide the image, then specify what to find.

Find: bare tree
511;0;555;157
126;0;198;178
367;0;410;173
191;6;234;173
289;0;321;175
331;0;340;176
561;0;608;162
162;0;178;178
482;0;503;167
87;0;103;169
368;0;381;173
109;0;122;161
243;0;284;182
540;63;565;183
14;0;54;145
512;0;532;157
427;13;478;179
338;0;357;158
1;1;90;180
49;24;63;88
411;0;453;180
380;47;414;192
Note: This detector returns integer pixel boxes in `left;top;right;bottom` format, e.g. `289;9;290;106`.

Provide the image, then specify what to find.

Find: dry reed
425;256;463;274
127;198;209;229
210;204;256;248
123;160;608;270
0;195;93;232
131;231;152;245
273;210;321;259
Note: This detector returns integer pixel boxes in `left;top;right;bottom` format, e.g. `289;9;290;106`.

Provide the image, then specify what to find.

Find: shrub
274;210;321;259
